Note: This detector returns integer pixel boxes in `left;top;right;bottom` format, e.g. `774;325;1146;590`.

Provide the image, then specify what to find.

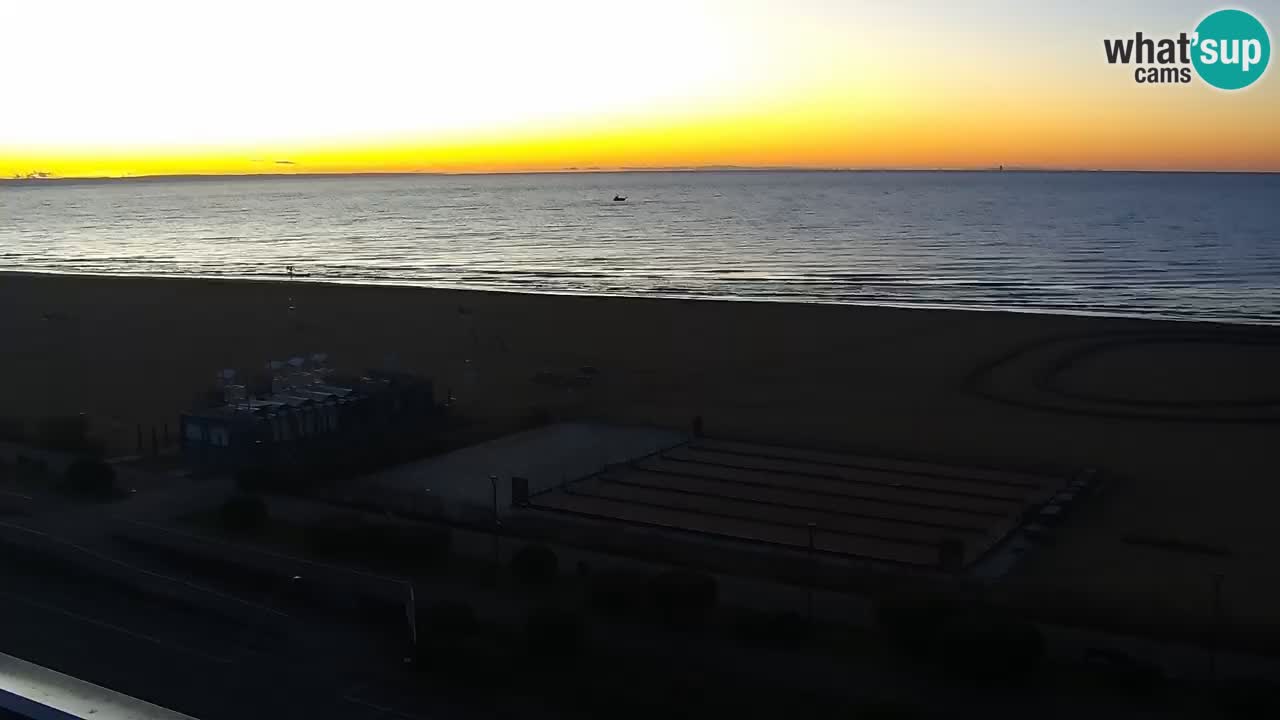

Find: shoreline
3;269;1273;330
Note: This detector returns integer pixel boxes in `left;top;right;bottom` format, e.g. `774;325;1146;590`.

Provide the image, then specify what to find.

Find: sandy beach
3;271;1279;631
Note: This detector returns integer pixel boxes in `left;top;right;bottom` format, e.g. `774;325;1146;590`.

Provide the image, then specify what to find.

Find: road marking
342;691;431;720
0;589;233;665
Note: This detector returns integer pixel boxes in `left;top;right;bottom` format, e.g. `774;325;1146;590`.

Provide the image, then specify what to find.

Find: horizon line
4;166;1279;182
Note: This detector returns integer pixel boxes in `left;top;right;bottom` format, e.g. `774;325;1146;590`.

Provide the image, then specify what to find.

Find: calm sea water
3;171;1278;324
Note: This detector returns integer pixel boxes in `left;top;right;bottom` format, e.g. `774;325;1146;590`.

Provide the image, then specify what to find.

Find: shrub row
732;610;812;650
218;493;270;532
511;543;558;585
508;544;722;630
581;561;720;629
304;515;452;572
63;457;117;499
875;595;1046;684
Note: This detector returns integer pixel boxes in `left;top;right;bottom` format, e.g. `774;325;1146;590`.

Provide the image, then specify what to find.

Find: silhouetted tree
649;570;718;628
38;415;96;453
588;566;648;616
1083;647;1164;694
525;606;585;658
218;494;270;533
303;515;353;558
1217;676;1280;718
63;458;115;499
875;594;955;656
0;417;24;442
936;613;1045;684
385;523;452;570
235;465;276;492
734;610;811;649
303;516;450;571
522;406;553;429
512;543;558;585
416;600;478;659
854;699;927;719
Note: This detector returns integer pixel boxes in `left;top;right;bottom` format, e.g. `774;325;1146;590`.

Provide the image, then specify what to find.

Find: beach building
180;355;435;471
333;421;688;524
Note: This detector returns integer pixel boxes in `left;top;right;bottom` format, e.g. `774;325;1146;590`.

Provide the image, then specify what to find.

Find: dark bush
512;543;558;585
1217;676;1280;718
304;516;359;557
588;567;648;615
235;466;274;492
400;524;453;568
369;524;450;569
853;699;926;719
416;600;478;656
649;570;718;628
37;415;95;453
303;519;338;556
1082;647;1164;694
303;516;450;571
218;494;270;533
0;417;25;442
987;618;1045;671
63;458;116;499
353;523;397;558
305;517;384;559
875;595;955;655
521;406;553;429
525;606;585;657
419;600;477;634
428;636;520;689
734;611;811;650
936;613;1045;683
353;592;405;628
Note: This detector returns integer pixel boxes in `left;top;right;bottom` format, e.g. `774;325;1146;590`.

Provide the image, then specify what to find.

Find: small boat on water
613;195;627;202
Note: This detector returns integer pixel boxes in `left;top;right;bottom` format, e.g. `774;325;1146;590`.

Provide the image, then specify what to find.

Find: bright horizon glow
3;0;1279;177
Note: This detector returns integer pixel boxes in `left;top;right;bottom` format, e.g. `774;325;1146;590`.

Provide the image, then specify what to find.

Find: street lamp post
490;474;501;573
490;474;499;524
806;522;816;624
1210;572;1225;685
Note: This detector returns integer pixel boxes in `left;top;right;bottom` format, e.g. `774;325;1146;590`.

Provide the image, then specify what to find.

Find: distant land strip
4;167;1279;183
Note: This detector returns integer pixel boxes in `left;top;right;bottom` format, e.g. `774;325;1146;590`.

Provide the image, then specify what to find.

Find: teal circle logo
1192;9;1271;90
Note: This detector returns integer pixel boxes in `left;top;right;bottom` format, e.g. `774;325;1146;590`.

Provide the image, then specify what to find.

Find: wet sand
3;271;1279;631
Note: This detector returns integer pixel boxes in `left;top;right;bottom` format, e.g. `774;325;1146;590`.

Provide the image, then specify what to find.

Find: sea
2;171;1278;324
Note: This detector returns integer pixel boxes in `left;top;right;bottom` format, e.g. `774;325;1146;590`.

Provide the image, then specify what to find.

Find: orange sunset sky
2;0;1277;178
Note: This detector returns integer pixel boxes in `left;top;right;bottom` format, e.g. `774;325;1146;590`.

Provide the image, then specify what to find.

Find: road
0;548;493;720
0;462;1255;719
